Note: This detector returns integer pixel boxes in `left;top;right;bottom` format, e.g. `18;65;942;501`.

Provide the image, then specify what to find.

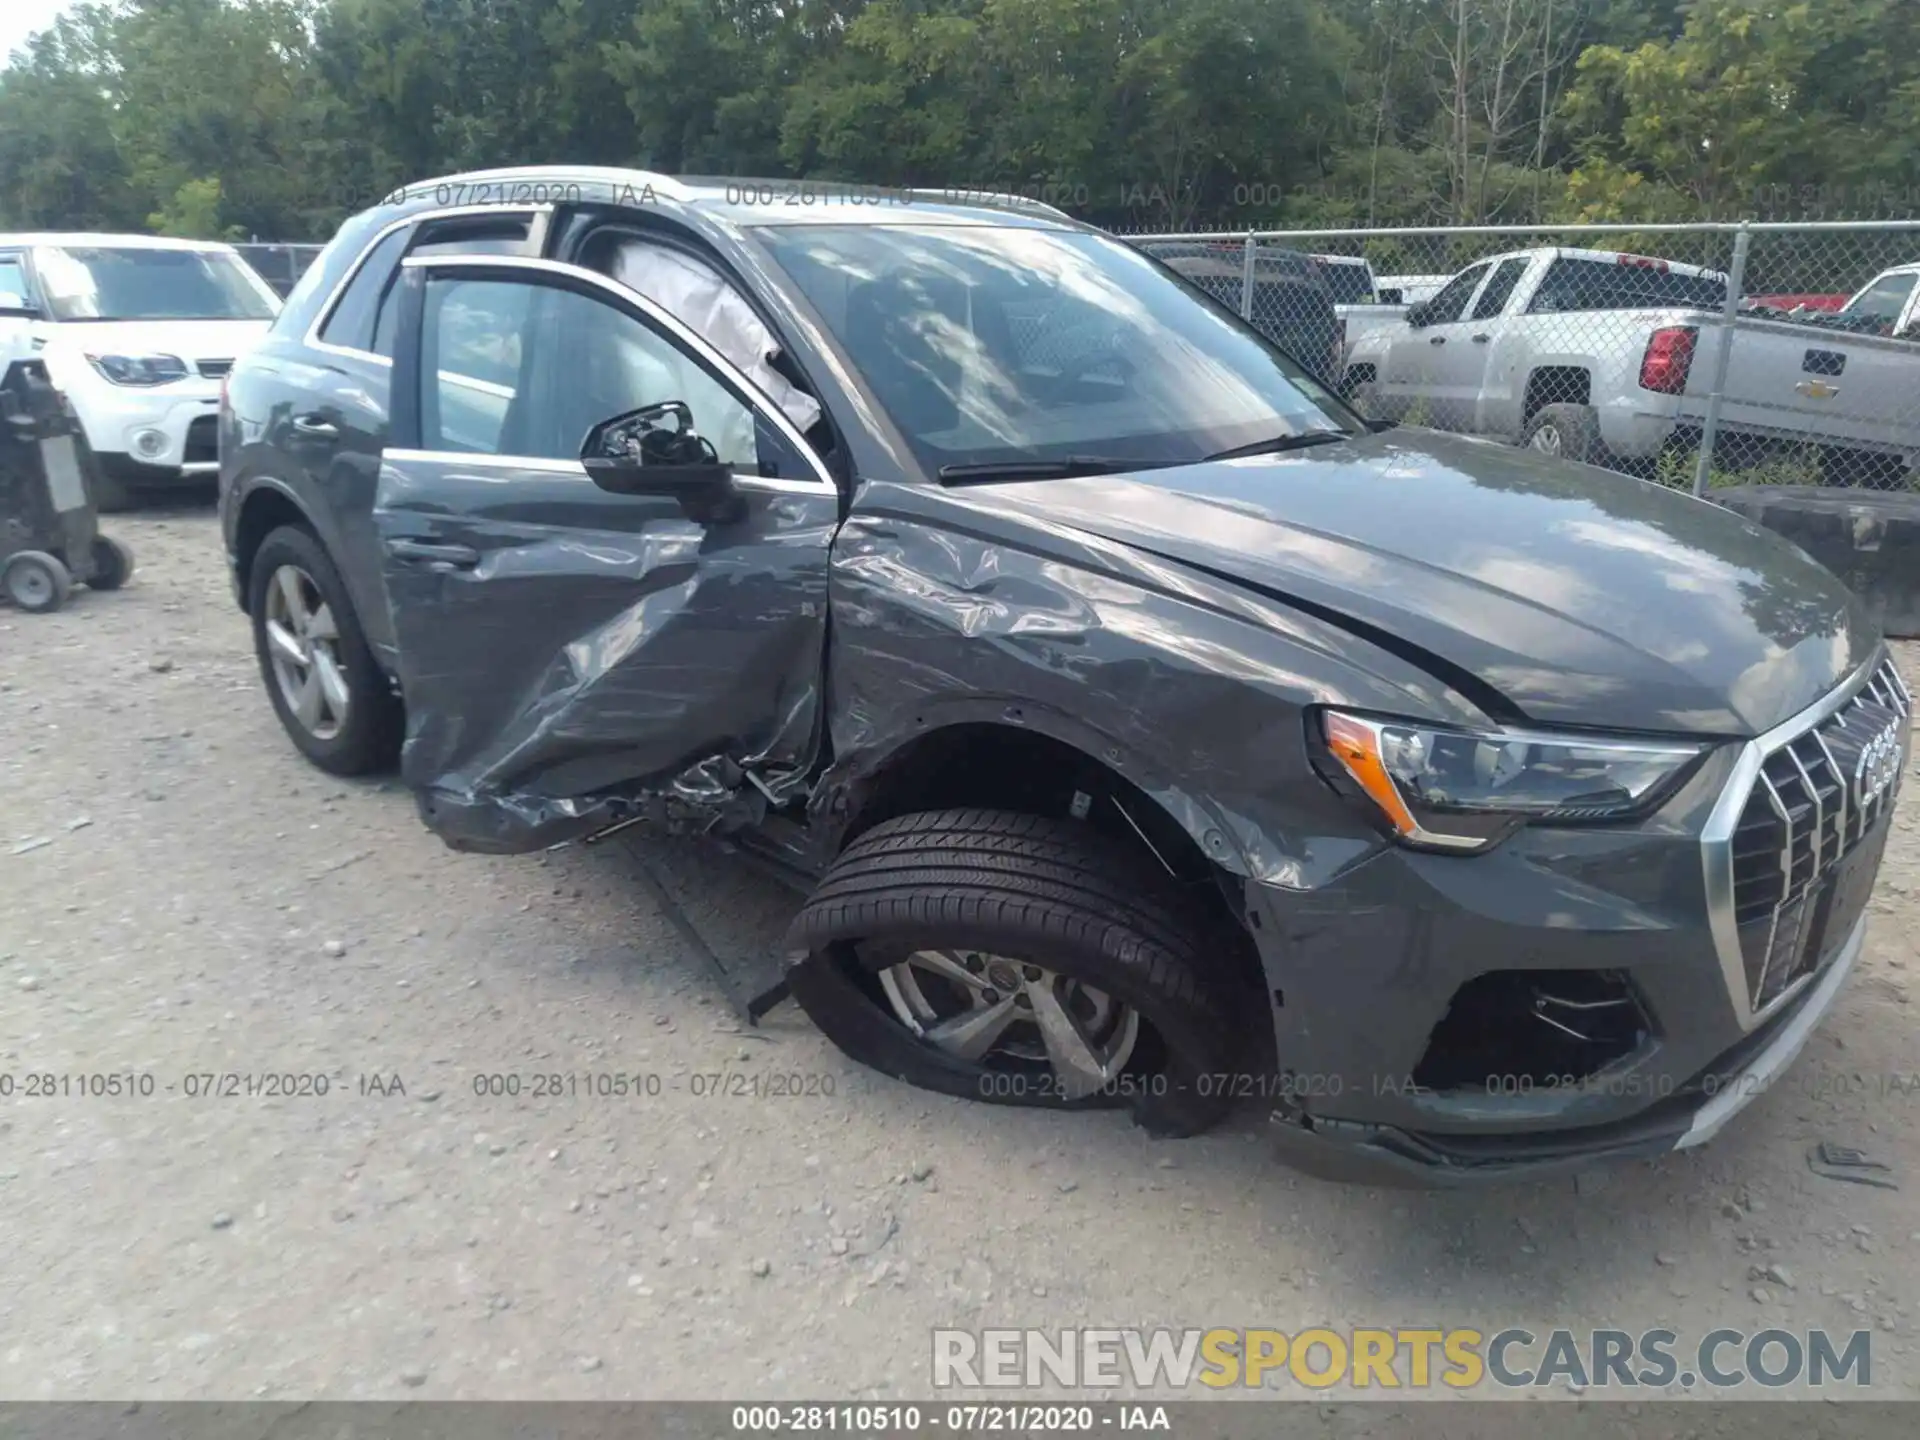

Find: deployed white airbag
610;241;824;449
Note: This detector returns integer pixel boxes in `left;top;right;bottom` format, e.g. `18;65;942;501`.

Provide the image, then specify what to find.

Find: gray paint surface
1716;484;1920;640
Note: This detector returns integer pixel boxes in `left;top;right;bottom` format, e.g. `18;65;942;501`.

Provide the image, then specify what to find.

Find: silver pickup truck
1344;248;1920;482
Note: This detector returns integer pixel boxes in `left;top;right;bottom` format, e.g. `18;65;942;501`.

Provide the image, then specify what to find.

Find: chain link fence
233;242;326;299
1135;222;1920;494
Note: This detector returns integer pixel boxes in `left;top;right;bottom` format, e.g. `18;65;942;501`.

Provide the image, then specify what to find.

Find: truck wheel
1524;404;1606;465
248;524;402;775
3;551;73;613
1346;379;1380;419
787;809;1249;1137
85;536;135;590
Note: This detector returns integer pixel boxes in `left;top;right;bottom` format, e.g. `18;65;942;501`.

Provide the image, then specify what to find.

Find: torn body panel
810;476;1487;891
375;453;834;853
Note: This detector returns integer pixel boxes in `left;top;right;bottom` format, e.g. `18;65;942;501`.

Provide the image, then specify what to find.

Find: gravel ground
2;507;1918;1406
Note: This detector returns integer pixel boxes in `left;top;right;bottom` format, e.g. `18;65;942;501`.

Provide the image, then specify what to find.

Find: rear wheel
248;524;402;775
2;551;72;613
787;809;1253;1137
1524;403;1607;465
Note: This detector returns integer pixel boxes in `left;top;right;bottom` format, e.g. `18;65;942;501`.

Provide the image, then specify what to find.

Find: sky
2;0;82;65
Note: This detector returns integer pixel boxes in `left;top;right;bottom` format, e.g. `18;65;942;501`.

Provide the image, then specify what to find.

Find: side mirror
1405;301;1431;329
581;402;739;518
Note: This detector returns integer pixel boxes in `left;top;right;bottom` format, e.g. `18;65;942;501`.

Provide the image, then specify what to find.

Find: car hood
974;429;1878;736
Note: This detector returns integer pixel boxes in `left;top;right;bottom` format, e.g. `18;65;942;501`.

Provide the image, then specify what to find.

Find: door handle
290;414;339;440
1471;333;1491;344
1429;335;1447;346
387;538;480;569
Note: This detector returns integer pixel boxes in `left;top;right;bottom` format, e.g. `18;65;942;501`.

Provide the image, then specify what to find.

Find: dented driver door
372;254;839;853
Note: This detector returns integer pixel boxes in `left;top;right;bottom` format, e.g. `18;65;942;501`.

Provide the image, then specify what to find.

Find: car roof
0;232;240;252
1454;247;1726;283
399;165;1089;231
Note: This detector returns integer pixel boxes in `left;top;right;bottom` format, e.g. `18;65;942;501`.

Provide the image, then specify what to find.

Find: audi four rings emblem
1854;722;1904;810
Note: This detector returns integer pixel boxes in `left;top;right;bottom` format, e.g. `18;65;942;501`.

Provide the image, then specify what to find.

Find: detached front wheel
787;809;1252;1137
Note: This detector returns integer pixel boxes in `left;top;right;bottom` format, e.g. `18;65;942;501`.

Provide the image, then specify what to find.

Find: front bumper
1248;652;1905;1186
70;380;222;479
1268;913;1865;1186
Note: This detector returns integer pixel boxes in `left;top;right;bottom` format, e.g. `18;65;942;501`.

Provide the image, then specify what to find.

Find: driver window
420;276;758;465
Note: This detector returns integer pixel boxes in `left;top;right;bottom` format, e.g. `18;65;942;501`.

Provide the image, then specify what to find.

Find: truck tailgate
1696;316;1920;454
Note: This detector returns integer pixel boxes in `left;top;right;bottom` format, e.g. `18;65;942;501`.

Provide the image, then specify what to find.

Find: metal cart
0;359;133;614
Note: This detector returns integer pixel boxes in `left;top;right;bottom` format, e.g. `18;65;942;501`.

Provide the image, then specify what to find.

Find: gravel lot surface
3;507;1917;1412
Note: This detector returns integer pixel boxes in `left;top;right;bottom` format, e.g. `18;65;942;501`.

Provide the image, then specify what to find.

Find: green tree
0;6;143;230
1562;0;1920;219
148;175;243;238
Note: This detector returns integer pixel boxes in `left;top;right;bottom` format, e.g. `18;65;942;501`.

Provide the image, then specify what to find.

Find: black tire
85;536;135;590
787;809;1253;1137
3;550;72;613
84;444;137;513
1345;377;1379;418
248;524;402;775
1523;403;1606;465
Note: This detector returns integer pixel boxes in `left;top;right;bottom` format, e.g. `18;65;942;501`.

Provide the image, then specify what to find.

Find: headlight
1315;709;1705;852
85;353;190;387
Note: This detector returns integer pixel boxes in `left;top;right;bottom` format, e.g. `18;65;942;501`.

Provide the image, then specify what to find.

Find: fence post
1240;232;1256;319
1692;222;1753;497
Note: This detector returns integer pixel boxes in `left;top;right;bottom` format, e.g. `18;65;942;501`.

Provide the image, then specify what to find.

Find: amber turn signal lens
1321;711;1419;839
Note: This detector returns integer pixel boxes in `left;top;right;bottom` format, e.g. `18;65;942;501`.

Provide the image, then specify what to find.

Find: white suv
0;234;281;509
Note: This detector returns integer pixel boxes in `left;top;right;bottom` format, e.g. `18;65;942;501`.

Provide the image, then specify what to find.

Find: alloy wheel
1530;423;1563;455
878;949;1141;1098
263;563;350;741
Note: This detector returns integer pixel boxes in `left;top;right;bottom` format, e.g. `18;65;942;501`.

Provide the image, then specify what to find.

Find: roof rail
914;186;1077;223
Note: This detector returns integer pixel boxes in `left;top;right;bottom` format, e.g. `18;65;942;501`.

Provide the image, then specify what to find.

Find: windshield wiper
1203;430;1350;462
937;456;1141;485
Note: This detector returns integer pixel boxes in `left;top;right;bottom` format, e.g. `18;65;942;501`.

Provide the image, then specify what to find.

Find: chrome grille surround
1702;653;1910;1029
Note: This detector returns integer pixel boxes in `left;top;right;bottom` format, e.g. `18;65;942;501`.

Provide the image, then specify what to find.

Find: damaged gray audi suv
220;167;1908;1183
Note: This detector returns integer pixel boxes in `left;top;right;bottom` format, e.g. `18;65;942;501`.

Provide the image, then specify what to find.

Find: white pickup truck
1343;247;1920;482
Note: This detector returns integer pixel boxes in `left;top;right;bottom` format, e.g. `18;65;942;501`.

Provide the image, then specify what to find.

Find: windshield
753;224;1354;477
32;246;281;322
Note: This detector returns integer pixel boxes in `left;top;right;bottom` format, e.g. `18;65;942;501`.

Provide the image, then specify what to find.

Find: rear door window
323;212;539;359
318;227;412;352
